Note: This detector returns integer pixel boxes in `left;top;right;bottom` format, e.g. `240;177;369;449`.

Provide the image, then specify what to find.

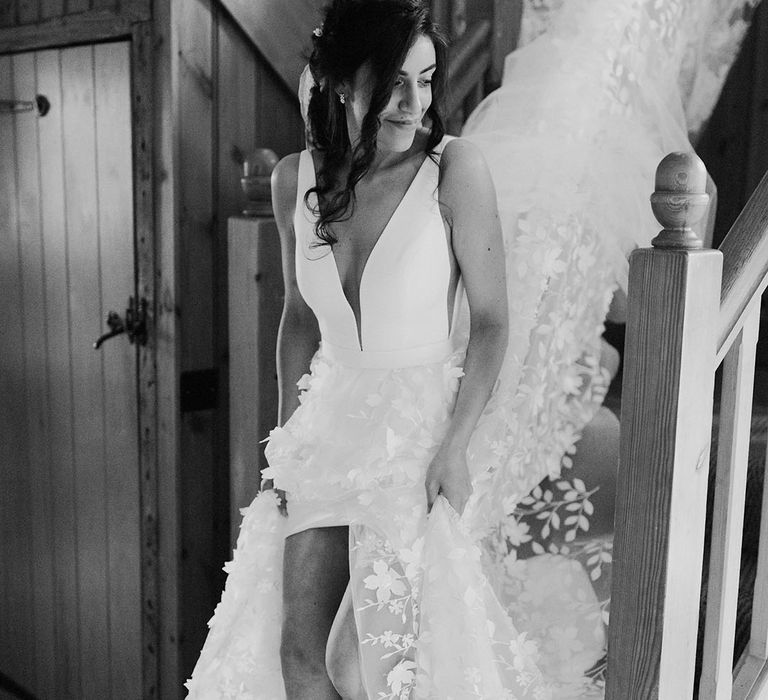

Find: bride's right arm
272;154;321;429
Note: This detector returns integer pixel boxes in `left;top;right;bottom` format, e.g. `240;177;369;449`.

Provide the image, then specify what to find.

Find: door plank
60;43;110;698
93;41;142;698
13;49;58;699
0;53;30;689
1;40;141;698
36;47;81;698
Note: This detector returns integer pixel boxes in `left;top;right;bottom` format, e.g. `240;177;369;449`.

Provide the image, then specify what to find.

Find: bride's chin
377;126;419;152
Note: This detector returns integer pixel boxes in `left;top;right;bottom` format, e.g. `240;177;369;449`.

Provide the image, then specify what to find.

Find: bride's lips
387;119;421;129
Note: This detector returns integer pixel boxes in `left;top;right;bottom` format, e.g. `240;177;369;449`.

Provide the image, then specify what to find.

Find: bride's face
344;34;436;153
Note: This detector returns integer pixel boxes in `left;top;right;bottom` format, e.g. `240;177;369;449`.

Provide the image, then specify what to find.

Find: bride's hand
260;479;288;516
425;446;472;516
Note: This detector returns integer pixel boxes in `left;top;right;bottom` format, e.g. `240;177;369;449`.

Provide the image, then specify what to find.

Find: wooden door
0;41;142;699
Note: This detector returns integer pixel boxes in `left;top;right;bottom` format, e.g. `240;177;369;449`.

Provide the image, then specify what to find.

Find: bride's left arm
425;138;508;516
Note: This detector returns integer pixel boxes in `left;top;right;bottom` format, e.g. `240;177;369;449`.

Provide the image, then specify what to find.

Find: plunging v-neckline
323;154;430;351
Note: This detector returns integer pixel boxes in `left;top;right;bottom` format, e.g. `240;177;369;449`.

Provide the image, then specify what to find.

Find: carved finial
650;152;709;249
241;148;279;217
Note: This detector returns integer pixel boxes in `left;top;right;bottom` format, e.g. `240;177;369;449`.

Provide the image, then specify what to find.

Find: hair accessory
338;92;346;104
313;25;323;37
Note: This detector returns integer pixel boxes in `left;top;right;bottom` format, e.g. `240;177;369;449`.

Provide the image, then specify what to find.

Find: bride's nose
399;82;421;114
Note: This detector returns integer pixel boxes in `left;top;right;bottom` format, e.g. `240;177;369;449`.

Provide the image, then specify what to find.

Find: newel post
228;148;283;545
606;153;723;698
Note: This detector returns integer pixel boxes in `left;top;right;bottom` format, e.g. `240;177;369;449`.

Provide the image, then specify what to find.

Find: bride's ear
335;79;352;104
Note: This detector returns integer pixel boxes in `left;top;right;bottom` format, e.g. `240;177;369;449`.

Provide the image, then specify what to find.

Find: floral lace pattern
519;0;759;139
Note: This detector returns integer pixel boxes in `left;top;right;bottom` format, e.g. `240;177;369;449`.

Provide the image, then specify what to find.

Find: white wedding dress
185;0;758;697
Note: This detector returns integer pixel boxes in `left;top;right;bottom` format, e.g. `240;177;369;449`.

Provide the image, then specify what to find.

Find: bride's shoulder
438;137;489;175
272;152;301;188
437;137;494;199
271;152;302;230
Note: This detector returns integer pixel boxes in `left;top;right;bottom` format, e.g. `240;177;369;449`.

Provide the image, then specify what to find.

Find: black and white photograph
1;0;768;698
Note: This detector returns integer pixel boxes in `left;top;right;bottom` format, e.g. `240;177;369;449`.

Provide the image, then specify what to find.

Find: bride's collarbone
329;160;423;248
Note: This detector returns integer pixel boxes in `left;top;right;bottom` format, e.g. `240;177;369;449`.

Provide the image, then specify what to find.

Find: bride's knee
325;639;364;700
280;629;327;681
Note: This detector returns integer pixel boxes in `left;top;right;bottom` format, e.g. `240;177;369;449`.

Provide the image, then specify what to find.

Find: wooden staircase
609;153;768;698
218;0;322;94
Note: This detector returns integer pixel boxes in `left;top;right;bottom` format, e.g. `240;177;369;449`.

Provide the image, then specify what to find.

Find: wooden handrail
717;167;768;360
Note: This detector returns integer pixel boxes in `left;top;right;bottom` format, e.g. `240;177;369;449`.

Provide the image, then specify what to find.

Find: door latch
93;296;148;349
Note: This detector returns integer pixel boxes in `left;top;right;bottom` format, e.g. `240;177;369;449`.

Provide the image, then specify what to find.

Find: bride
186;0;757;697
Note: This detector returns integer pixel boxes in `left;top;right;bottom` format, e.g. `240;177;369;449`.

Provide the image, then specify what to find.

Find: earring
338;92;346;105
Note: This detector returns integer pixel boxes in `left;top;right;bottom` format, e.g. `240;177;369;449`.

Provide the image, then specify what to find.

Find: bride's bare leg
326;584;366;700
281;526;350;699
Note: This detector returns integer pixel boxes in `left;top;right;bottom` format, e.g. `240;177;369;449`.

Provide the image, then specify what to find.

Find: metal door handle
94;311;125;349
93;297;147;349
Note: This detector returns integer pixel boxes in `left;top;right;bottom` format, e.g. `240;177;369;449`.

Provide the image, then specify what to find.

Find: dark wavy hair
305;0;447;245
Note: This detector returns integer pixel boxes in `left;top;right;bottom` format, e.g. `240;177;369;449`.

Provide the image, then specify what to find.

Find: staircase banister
717;168;768;361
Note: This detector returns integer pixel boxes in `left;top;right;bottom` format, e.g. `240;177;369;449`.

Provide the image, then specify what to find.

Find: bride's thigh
326;584;365;700
281;526;350;665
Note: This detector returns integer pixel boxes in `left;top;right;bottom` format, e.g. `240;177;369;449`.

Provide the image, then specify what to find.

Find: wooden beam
149;0;183;689
606;247;722;699
0;7;148;53
131;20;161;700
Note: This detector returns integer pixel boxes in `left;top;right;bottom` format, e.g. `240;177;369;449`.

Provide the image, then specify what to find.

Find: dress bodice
293;141;462;369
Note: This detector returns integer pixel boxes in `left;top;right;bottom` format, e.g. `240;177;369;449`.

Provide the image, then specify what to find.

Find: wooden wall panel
12;50;57;699
0;2;17;26
35;47;82;699
172;1;305;682
218;0;321;93
61;44;112;698
0;53;32;690
40;0;65;20
18;0;40;24
217;10;303;546
215;8;255;562
254;58;305;159
217;15;256;227
65;0;91;14
93;41;142;698
175;0;219;677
